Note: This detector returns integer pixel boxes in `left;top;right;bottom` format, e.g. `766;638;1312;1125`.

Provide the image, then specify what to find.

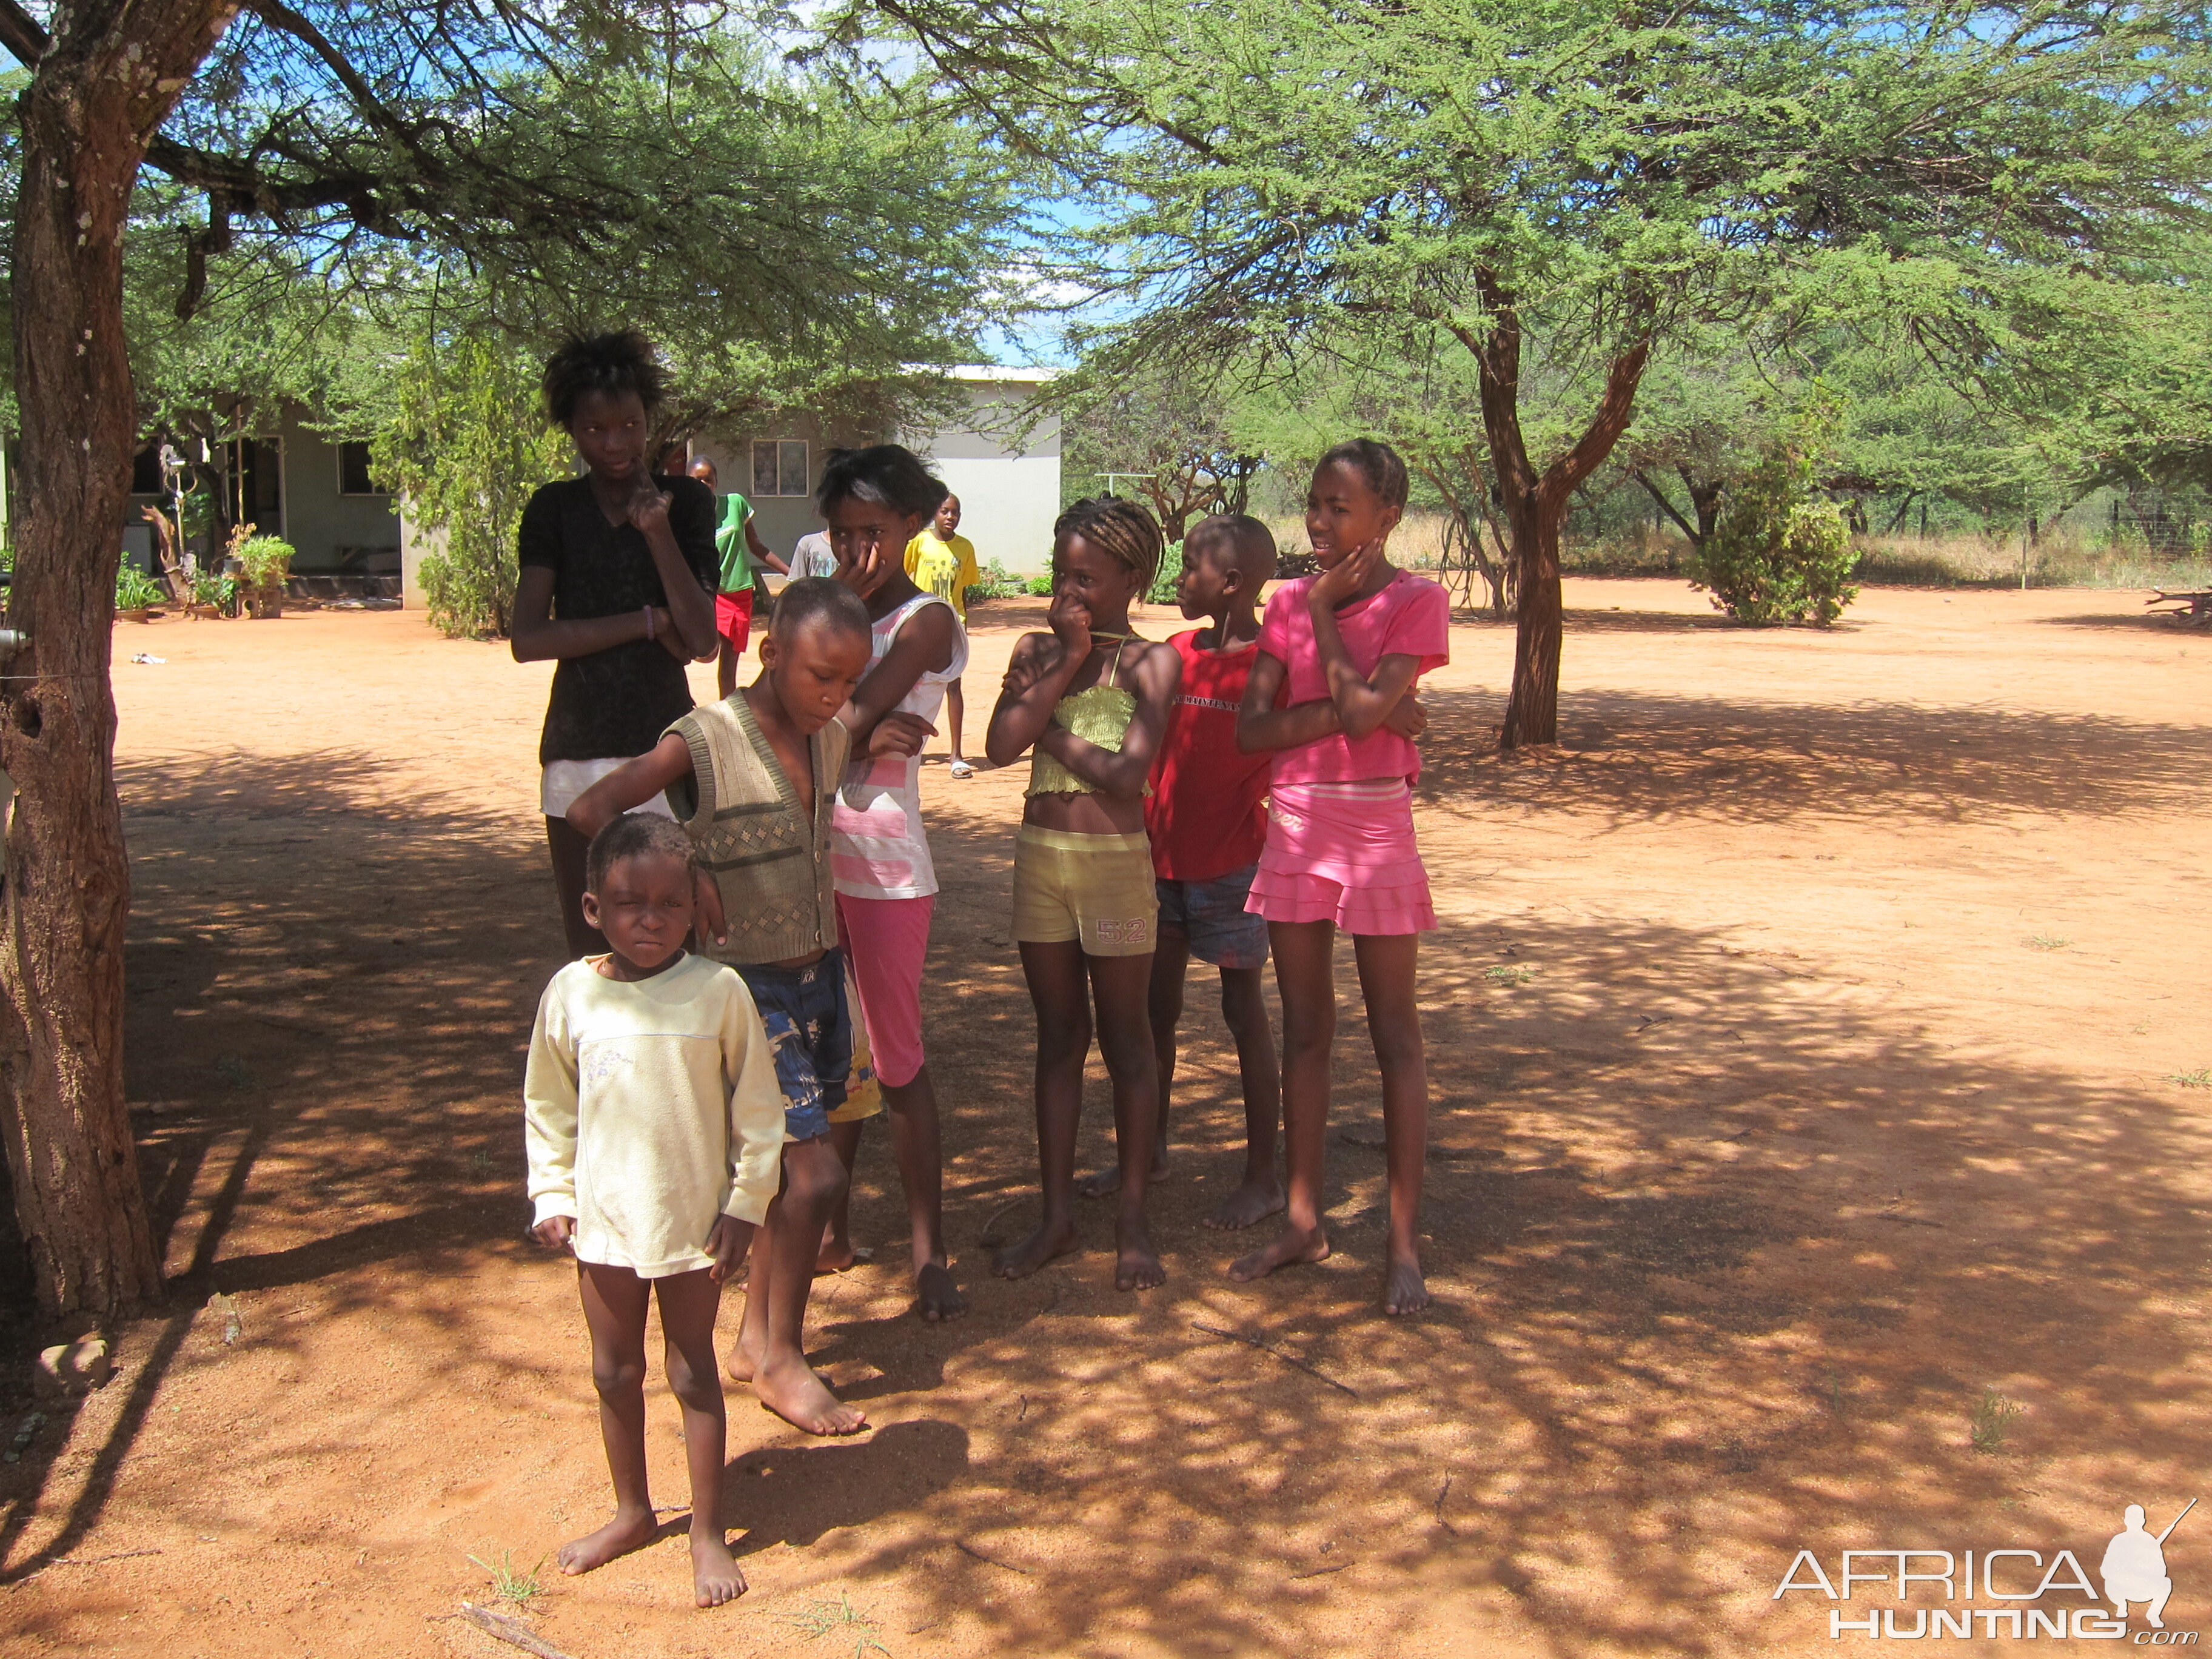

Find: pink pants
835;893;934;1089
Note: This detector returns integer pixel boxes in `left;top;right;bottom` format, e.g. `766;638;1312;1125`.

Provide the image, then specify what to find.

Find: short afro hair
769;576;871;647
585;811;695;894
542;330;668;428
1316;438;1410;512
814;444;948;522
1053;496;1164;591
1185;513;1278;586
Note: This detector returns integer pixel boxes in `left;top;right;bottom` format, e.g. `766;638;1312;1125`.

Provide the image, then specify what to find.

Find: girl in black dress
512;331;720;956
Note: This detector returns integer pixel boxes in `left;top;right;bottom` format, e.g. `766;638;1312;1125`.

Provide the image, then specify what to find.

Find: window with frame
750;440;809;498
337;441;384;496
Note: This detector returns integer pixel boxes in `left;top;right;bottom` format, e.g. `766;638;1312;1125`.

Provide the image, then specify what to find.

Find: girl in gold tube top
985;497;1182;1295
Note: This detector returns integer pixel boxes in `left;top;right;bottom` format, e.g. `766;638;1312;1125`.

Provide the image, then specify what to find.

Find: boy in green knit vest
570;578;875;1437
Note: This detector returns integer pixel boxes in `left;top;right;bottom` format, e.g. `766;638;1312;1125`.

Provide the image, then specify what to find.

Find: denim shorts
735;949;851;1142
1155;863;1270;970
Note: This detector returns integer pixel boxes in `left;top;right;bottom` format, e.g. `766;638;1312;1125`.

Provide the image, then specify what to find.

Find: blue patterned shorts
736;949;851;1142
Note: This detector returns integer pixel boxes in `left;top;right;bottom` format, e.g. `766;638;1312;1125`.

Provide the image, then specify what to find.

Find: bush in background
372;337;572;640
1691;422;1858;626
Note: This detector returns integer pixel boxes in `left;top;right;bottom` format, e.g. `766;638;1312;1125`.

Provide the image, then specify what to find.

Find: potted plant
235;533;297;618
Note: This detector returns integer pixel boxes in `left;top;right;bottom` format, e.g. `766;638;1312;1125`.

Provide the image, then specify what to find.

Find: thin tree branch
0;0;49;65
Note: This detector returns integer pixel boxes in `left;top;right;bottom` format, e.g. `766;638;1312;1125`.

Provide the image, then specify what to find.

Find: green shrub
115;566;167;610
967;558;1031;602
372;336;573;640
1147;538;1184;604
1027;574;1056;597
1691;423;1859;626
235;534;296;591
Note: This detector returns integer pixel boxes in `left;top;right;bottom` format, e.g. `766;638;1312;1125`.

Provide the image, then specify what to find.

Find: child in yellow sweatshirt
525;813;786;1607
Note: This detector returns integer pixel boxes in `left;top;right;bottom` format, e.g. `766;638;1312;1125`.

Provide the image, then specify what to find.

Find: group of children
518;334;1450;1606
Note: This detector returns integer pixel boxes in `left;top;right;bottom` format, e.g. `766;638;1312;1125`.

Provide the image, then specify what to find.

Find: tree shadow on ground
841;820;2212;1655
0;749;561;1585
9;743;2209;1659
2034;611;2209;634
1412;687;2212;826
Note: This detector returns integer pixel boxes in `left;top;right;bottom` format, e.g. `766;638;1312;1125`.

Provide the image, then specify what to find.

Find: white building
403;364;1062;605
695;364;1062;578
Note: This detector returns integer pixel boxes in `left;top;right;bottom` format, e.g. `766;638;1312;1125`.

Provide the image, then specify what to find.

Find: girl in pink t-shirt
1232;438;1447;1316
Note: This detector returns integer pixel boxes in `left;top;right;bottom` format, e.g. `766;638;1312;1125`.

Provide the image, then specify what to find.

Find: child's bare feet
1383;1250;1429;1316
1074;1154;1168;1199
1228;1222;1330;1282
1201;1178;1287;1231
993;1215;1078;1279
754;1350;866;1435
1114;1219;1166;1291
557;1506;657;1575
815;1239;872;1273
723;1327;763;1384
916;1261;967;1321
691;1532;748;1606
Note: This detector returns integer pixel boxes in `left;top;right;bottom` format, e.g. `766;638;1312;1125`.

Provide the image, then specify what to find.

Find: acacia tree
1055;359;1265;538
0;0;1013;1316
859;0;2212;744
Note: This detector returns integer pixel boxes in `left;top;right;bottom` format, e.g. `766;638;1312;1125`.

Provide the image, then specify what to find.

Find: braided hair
1317;437;1410;511
1053;495;1164;591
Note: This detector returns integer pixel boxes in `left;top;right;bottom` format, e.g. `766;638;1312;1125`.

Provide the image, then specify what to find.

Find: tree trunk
1452;273;1651;751
1;0;236;1316
1500;500;1561;748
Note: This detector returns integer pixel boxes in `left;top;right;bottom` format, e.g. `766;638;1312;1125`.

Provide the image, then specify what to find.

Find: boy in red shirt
1078;515;1287;1228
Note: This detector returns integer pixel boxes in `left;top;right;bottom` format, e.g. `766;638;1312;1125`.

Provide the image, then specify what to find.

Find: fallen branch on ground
459;1601;574;1659
955;1540;1034;1575
1190;1322;1359;1398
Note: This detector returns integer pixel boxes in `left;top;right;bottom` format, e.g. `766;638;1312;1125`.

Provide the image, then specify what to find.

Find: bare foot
916;1260;967;1321
1384;1251;1430;1316
691;1531;747;1607
754;1350;866;1435
557;1506;657;1575
1228;1222;1330;1282
1114;1219;1166;1291
993;1215;1078;1279
816;1240;873;1273
1074;1156;1167;1199
1201;1178;1287;1231
723;1327;762;1385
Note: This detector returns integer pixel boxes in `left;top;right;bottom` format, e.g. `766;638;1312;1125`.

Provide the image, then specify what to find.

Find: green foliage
1026;574;1056;597
1969;1388;2022;1454
1147;539;1183;604
191;572;237;612
969;558;1030;601
1691;417;1860;627
114;567;166;610
371;337;572;641
233;535;295;590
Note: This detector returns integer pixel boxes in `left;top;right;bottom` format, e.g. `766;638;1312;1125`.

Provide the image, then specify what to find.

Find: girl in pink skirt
1231;439;1448;1315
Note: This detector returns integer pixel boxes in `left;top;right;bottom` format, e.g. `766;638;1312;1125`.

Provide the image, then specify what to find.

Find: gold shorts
1011;826;1158;956
827;954;884;1124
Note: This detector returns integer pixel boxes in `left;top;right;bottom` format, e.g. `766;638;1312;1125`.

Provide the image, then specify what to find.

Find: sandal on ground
948;759;976;779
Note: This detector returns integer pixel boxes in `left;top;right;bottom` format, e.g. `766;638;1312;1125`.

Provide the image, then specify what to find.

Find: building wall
903;377;1061;576
693;371;1062;576
279;415;401;575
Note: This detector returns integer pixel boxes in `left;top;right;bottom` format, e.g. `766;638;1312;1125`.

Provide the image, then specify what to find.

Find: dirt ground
2;580;2209;1658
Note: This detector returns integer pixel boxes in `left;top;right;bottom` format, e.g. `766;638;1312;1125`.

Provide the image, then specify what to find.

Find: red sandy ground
2;580;2209;1658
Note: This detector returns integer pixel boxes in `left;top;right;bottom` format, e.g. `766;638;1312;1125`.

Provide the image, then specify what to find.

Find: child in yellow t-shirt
904;493;982;777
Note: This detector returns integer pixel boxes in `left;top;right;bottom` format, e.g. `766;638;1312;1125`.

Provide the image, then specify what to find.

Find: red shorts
714;589;754;651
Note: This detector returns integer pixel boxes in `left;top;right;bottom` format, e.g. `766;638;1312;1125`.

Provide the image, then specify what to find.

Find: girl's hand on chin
1310;541;1376;607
